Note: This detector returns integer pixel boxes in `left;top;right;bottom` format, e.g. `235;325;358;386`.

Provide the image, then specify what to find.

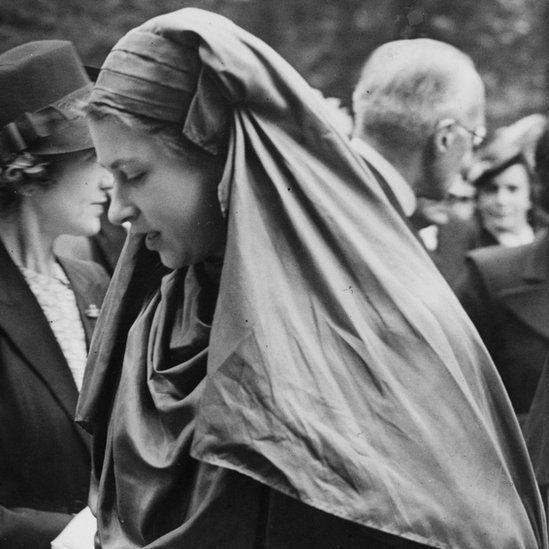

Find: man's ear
433;125;455;153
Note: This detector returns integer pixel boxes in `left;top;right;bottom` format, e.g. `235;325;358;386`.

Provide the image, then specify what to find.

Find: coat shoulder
466;243;532;292
56;255;110;300
57;255;109;282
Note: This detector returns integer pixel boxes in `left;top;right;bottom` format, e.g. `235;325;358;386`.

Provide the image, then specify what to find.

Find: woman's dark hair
473;152;545;227
535;127;549;212
0;152;54;215
474;153;532;191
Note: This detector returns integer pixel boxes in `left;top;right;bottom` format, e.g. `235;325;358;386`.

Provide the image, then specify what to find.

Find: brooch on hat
84;304;100;319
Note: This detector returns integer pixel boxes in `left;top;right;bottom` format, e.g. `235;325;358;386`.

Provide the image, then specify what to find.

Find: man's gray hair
353;39;478;152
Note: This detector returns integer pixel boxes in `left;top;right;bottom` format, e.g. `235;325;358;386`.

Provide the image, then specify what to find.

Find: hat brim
28;117;93;155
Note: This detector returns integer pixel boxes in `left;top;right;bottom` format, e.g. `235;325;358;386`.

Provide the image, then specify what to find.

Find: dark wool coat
0;241;109;548
457;232;549;415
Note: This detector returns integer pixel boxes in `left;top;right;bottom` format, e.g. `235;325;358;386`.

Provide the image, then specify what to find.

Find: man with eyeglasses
351;38;485;286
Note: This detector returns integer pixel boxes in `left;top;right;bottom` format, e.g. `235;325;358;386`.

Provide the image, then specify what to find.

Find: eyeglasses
446;194;475;204
437;118;487;150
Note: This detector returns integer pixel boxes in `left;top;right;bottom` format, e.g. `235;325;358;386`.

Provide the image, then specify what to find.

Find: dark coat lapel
0;243;80;423
357;154;431;249
361;158;408;222
499;235;549;340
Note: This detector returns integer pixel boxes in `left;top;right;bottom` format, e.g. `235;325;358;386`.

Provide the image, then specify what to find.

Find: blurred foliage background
1;0;547;132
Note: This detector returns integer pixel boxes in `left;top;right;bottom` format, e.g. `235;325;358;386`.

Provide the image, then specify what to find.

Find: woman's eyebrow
102;158;140;170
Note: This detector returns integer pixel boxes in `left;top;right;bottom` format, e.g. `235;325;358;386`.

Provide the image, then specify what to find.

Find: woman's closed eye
83;150;97;162
115;170;147;186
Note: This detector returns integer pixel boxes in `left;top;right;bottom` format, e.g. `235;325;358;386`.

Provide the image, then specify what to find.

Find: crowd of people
1;7;548;549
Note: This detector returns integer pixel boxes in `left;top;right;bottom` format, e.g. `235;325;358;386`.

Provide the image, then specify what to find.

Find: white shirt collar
493;225;535;247
418;224;439;251
351;137;416;217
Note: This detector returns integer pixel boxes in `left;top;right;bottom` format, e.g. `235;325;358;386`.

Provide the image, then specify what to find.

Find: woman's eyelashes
82;149;97;162
115;170;147;186
127;171;147;185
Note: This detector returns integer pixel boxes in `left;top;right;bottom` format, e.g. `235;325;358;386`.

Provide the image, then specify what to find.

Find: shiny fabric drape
77;8;547;548
525;360;549;486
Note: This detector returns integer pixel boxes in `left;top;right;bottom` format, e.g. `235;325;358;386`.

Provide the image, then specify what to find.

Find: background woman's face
32;150;111;238
89;117;226;269
477;162;532;234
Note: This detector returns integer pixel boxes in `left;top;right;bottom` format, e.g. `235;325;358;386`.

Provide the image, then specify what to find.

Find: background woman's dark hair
474;153;533;192
0;152;54;215
473;151;549;228
534;127;549;213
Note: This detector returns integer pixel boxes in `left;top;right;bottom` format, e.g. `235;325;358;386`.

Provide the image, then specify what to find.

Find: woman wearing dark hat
456;117;549;423
79;9;545;549
0;41;111;547
515;126;549;518
54;66;128;277
469;115;548;248
474;155;538;246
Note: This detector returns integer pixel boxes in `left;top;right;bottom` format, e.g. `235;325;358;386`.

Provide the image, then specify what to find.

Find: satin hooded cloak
77;8;546;549
525;362;549;488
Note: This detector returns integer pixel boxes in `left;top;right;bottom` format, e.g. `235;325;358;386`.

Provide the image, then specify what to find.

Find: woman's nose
494;188;510;205
99;173;114;193
108;187;138;225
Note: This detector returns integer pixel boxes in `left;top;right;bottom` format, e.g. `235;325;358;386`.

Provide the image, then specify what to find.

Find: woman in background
524;127;549;518
0;40;111;548
457;124;549;424
470;114;548;248
474;154;539;246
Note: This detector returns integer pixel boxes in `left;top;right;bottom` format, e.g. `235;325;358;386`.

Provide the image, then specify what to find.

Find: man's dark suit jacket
418;217;478;290
357;147;479;289
456;232;549;415
0;242;109;548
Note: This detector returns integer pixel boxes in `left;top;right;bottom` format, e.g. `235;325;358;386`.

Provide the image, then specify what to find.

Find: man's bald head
353;39;485;154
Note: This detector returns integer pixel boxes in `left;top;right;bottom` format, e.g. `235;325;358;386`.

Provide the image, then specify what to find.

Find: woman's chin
158;249;186;270
61;221;102;238
157;242;224;270
485;219;514;233
81;222;102;237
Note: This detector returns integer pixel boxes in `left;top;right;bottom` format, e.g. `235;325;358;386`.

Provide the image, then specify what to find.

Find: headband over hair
91;30;227;155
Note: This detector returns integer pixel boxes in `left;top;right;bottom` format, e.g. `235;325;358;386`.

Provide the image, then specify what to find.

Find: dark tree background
1;0;547;130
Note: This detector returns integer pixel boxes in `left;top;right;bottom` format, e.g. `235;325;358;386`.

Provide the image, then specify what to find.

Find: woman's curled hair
0;152;53;214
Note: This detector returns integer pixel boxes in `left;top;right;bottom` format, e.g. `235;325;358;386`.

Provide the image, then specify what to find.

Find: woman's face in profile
477;162;532;234
32;150;111;238
89;117;226;269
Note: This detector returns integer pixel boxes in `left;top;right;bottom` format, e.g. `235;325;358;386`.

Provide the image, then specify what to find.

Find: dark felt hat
0;40;93;155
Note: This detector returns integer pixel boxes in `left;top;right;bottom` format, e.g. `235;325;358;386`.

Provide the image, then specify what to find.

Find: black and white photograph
0;1;548;547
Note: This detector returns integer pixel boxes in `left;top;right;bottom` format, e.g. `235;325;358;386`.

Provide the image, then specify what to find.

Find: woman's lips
90;203;106;215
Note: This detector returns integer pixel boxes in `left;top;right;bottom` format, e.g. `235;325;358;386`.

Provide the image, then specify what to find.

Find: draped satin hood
77;8;546;548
